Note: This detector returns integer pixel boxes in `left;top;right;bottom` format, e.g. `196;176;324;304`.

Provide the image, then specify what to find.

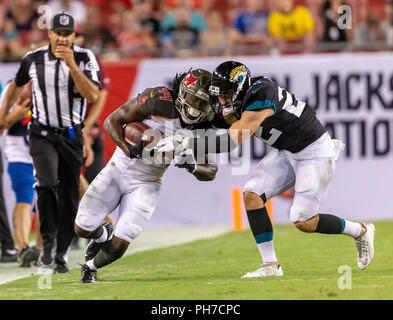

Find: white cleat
241;263;284;278
355;222;375;270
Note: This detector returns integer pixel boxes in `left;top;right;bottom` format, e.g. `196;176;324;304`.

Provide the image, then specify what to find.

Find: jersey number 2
254;126;282;145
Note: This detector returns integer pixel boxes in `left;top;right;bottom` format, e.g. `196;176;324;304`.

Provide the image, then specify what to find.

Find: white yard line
0;225;231;285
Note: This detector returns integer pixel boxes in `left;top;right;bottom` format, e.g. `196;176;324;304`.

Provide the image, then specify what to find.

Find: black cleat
85;222;113;262
37;239;56;269
0;248;18;263
19;245;40;268
80;264;98;283
54;262;70;274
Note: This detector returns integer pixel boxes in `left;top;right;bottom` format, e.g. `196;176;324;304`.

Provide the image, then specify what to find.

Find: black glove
175;152;196;173
129;140;145;159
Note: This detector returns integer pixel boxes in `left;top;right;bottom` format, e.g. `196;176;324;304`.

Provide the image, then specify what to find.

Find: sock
247;207;277;263
257;241;277;264
341;219;362;238
316;214;362;238
95;227;108;243
315;214;343;234
86;259;97;270
93;241;127;269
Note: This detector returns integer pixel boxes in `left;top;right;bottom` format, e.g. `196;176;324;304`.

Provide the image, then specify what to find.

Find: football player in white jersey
74;69;229;283
155;61;375;278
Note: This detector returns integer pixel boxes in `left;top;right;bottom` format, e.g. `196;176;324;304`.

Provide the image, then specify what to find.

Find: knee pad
289;193;318;223
115;221;144;243
243;177;260;194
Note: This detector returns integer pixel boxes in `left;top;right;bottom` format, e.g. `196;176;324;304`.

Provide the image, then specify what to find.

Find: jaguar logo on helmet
230;65;248;82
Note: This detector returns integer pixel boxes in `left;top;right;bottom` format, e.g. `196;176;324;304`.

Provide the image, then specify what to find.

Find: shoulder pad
136;86;177;119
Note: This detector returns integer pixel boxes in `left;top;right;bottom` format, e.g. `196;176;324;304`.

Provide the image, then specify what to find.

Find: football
123;121;162;148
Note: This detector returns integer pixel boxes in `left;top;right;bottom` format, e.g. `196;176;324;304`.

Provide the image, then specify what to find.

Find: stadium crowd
1;0;393;63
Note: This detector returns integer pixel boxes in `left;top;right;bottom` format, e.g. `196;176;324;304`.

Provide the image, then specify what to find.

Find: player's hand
222;109;239;125
55;45;75;68
154;134;190;154
12;99;31;121
175;150;196;173
129;135;148;159
83;140;95;167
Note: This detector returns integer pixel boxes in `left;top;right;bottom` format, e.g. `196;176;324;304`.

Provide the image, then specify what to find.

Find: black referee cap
51;12;75;32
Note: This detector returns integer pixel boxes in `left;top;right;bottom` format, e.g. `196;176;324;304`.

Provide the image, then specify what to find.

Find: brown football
123;122;162;148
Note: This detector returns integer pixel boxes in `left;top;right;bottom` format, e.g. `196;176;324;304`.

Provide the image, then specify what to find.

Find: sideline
0;225;231;285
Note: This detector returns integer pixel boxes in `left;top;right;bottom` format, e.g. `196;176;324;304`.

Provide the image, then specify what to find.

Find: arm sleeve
190;130;238;154
14;53;33;87
136;86;177;119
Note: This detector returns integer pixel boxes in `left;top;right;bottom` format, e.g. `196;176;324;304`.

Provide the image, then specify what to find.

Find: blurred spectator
162;0;209;13
354;9;393;51
267;0;315;53
116;9;156;58
136;0;160;35
80;5;117;58
383;0;393;25
160;4;206;57
229;0;272;54
47;0;87;26
160;1;206;34
0;2;8;32
320;0;350;50
117;0;160;56
1;0;393;60
4;0;47;57
6;0;39;32
201;10;230;56
0;18;28;62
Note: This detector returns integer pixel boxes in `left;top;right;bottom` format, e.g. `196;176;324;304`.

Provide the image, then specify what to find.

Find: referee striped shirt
14;44;100;128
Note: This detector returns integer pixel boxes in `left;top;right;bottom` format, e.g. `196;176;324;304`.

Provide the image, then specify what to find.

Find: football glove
128;135;148;159
154;134;191;155
175;151;197;173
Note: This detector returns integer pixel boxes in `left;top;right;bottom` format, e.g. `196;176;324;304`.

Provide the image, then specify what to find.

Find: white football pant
244;133;344;222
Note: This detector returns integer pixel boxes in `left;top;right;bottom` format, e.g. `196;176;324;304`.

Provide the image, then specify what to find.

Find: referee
0;12;100;273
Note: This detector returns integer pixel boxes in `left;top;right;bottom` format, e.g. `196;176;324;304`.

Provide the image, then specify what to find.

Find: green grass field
1;221;392;300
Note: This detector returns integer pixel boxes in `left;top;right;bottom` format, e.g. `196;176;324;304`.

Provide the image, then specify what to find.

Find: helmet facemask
175;70;214;124
209;63;250;114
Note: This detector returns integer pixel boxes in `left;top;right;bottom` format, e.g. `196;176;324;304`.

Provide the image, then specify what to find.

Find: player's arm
103;98;148;157
0;81;26;135
84;89;108;137
192;153;218;181
228;108;274;146
5;99;31;129
176;151;218;181
0;52;33;134
187;108;274;154
154;108;274;156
